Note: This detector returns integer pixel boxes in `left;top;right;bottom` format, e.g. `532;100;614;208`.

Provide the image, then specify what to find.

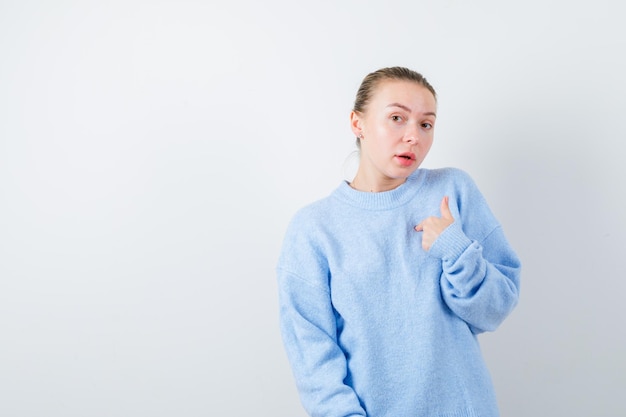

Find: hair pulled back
353;66;437;114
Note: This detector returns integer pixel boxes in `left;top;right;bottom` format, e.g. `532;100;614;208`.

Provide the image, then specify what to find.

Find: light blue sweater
277;168;521;417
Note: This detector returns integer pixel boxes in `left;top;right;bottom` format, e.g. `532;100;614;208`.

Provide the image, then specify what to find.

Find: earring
358;133;364;139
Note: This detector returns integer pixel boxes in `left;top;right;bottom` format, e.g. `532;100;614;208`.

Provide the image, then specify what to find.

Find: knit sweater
277;167;521;417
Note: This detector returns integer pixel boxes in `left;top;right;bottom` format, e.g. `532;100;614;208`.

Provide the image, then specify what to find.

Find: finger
440;196;453;220
414;222;423;232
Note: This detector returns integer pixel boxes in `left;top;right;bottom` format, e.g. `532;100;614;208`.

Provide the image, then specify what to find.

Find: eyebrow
386;103;437;117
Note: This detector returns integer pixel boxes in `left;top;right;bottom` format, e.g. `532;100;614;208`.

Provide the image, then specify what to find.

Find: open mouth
395;153;416;166
397;153;415;161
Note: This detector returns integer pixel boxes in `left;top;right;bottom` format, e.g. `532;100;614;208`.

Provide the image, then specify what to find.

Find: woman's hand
414;196;455;251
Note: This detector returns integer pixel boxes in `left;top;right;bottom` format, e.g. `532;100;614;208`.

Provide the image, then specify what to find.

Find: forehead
370;79;435;105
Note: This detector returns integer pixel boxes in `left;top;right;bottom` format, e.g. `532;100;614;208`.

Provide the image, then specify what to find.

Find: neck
350;170;407;193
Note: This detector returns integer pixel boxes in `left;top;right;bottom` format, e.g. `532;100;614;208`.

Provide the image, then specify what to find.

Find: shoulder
280;188;341;253
422;166;497;225
288;194;334;230
421;167;480;196
424;167;475;184
277;192;338;281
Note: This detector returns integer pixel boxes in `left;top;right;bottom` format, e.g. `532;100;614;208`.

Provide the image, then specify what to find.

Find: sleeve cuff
428;221;473;262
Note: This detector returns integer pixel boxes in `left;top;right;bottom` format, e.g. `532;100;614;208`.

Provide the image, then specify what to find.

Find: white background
1;1;625;416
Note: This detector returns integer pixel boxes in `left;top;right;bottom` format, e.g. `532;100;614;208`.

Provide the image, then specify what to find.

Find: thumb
440;196;453;220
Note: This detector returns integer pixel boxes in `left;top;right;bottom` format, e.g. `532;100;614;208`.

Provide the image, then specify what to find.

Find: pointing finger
440;196;453;220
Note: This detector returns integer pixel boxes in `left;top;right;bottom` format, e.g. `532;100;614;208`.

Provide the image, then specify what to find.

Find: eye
391;115;403;122
422;122;433;129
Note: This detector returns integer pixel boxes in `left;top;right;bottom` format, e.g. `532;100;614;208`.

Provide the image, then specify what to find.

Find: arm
277;210;366;417
278;269;367;417
429;221;521;333
415;194;520;333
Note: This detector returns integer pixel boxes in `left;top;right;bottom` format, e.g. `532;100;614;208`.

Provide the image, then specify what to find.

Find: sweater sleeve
427;170;521;333
277;212;367;417
429;221;521;333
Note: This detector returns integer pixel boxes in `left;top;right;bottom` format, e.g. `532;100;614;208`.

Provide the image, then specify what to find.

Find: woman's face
351;79;437;189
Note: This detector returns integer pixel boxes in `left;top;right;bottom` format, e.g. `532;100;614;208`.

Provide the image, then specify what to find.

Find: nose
404;124;419;144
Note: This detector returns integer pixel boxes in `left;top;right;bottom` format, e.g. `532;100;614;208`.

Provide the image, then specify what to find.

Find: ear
350;111;363;137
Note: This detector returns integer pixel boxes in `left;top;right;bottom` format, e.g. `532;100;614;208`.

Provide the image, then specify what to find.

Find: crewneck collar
333;169;428;210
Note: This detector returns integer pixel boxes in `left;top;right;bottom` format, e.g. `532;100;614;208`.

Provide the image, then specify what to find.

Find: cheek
417;137;434;156
375;121;399;134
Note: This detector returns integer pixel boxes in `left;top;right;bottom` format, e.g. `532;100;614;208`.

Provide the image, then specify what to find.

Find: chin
391;167;419;178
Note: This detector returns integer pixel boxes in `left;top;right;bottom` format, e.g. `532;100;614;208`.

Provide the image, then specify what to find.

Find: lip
395;152;416;167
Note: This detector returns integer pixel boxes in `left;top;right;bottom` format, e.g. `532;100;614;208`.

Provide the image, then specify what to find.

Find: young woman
277;67;521;417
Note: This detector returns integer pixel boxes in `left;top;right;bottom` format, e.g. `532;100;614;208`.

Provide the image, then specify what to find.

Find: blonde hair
353;66;436;114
